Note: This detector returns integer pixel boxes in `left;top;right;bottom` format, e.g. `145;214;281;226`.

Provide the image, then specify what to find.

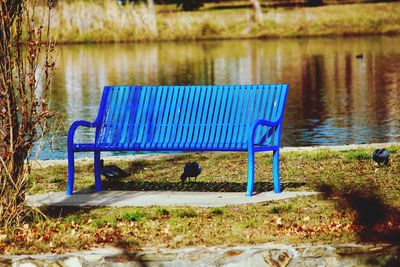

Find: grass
270;203;294;214
29;145;400;207
123;211;146;222
37;1;400;43
1;145;399;255
344;150;371;162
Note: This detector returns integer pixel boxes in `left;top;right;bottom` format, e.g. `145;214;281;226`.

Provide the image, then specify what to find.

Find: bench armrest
251;119;280;129
248;119;281;147
68;120;97;147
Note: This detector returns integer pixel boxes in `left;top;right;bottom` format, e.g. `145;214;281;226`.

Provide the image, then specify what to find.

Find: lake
36;36;400;160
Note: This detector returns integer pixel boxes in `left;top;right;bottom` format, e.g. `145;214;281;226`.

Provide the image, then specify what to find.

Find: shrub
0;0;56;229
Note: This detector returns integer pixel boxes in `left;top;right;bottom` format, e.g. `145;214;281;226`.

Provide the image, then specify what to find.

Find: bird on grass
372;149;389;167
181;162;201;183
100;159;128;179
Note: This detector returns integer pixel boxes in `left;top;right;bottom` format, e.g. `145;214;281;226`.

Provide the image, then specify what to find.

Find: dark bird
356;54;363;59
372;149;389;166
181;162;202;183
100;159;128;179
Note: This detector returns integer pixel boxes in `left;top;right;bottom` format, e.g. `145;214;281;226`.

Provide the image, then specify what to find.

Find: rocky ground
2;243;398;267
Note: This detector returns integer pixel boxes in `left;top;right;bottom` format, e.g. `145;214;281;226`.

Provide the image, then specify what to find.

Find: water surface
38;36;400;159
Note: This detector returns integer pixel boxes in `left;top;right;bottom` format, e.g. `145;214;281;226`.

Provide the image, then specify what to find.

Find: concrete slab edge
26;191;319;207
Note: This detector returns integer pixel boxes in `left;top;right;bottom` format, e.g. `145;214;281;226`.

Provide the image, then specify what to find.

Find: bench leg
246;149;255;197
273;150;281;193
94;151;102;192
67;149;74;195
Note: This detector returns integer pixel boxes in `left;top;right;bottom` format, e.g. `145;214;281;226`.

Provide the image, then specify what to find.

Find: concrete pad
26;190;318;207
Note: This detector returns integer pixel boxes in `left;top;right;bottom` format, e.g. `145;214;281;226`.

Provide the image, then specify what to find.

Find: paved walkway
27;191;318;207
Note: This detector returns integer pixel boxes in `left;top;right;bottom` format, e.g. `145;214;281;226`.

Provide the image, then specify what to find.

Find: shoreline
52;31;400;46
31;142;400;168
42;2;400;44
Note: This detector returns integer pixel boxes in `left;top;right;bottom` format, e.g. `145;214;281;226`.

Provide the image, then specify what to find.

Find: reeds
38;1;400;43
42;1;158;43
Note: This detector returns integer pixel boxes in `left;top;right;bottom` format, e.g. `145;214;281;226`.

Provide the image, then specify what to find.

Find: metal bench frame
67;84;288;196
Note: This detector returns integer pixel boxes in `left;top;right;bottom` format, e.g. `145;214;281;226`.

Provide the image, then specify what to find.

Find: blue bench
67;84;289;196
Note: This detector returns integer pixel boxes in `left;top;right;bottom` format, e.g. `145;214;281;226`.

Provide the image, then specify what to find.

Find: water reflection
39;36;400;159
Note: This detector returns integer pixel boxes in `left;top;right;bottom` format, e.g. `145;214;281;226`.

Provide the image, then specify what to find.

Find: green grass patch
156;208;170;217
177;209;197;218
344;150;371;162
387;145;400;154
94;218;107;228
123;211;146;222
50;177;64;183
270;203;294;214
210;208;224;216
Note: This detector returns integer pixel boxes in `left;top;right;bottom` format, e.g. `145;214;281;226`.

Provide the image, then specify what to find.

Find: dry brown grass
35;1;400;43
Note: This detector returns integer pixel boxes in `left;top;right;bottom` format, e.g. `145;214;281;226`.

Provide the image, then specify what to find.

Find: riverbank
42;2;400;44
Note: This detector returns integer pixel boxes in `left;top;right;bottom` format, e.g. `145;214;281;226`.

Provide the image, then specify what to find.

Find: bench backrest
93;85;288;151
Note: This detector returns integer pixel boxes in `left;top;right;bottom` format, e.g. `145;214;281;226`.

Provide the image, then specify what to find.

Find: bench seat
73;143;279;152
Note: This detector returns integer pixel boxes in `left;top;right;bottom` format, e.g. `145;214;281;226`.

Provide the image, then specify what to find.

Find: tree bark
0;0;55;227
0;0;22;172
147;0;155;15
146;0;158;34
250;0;263;23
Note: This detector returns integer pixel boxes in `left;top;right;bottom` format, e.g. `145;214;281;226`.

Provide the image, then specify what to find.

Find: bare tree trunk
147;0;157;34
147;0;155;14
0;0;56;228
250;0;263;23
0;0;22;185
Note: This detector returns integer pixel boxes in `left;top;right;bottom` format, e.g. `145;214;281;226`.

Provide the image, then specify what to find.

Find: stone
264;249;292;267
14;262;38;267
221;250;268;267
63;257;82;267
83;254;104;263
367;245;386;252
13;259;53;267
288;257;338;267
47;262;63;267
101;262;143;267
138;252;178;262
181;250;212;262
1;243;398;267
105;255;134;263
302;247;328;258
224;250;244;257
223;261;252;267
335;245;371;255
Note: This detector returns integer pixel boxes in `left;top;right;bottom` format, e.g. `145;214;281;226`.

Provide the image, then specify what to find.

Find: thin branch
0;156;17;190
